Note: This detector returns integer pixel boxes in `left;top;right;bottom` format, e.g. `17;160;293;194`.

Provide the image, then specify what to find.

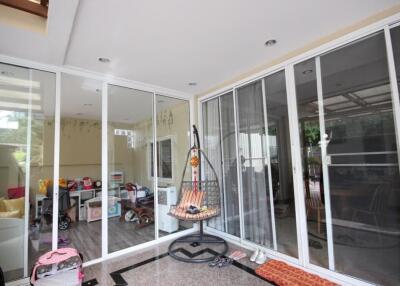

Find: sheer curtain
236;80;273;247
202;98;225;231
220;93;241;237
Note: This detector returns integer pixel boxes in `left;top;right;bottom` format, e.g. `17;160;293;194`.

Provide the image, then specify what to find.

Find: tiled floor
83;240;273;286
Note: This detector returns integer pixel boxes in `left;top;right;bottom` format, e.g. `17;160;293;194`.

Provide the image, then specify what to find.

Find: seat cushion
169;207;217;221
3;197;25;216
0;210;21;218
0;197;5;212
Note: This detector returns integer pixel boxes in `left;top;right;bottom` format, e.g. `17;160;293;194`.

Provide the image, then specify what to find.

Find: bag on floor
30;248;83;286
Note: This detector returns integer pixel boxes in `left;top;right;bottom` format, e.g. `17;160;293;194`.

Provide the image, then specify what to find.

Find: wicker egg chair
168;125;228;263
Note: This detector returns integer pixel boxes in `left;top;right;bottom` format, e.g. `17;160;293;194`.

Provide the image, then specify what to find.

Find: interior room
1;1;400;286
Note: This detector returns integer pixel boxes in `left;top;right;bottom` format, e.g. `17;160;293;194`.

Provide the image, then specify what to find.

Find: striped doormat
256;260;339;286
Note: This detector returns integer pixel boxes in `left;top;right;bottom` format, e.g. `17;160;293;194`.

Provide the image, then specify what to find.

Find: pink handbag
31;248;83;284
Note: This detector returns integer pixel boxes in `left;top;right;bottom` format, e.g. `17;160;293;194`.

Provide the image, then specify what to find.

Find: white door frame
261;78;278;251
315;56;335;271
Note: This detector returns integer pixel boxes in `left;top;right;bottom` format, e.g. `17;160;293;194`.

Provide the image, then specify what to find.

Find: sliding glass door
220;92;240;237
264;71;298;258
202;92;241;237
58;73;102;262
295;31;400;285
107;85;155;253
155;94;191;237
236;80;274;247
294;58;329;268
0;63;55;282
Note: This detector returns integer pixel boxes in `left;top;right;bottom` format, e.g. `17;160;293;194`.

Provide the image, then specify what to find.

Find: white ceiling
0;0;399;95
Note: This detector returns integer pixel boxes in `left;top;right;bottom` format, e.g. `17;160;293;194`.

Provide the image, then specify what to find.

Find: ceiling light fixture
302;69;313;75
188;82;197;86
98;57;110;63
264;39;277;47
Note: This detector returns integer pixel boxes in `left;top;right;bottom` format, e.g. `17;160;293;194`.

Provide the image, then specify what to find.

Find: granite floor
82;240;273;286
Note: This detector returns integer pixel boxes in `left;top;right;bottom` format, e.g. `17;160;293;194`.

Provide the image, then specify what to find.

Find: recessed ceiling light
188;82;197;86
98;57;110;63
302;69;313;75
264;39;277;47
83;103;92;106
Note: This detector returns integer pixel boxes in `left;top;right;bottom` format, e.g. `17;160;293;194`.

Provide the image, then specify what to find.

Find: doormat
256;260;338;286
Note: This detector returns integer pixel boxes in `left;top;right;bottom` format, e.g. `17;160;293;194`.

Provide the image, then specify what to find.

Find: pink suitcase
31;248;83;286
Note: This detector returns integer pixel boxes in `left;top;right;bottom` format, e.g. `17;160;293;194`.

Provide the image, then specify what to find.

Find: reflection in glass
202;93;241;237
236;80;273;247
264;71;298;257
0;63;55;282
220;92;240;237
108;85;155;252
156;95;191;237
320;31;399;285
58;74;102;261
294;58;329;268
202;98;224;231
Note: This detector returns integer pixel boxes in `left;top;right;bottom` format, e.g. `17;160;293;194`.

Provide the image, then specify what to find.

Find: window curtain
202;99;225;231
236;80;273;247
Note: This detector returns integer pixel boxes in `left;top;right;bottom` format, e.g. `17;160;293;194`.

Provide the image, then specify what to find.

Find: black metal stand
168;221;228;263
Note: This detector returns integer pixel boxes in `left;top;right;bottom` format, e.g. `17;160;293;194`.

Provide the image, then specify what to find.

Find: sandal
218;257;233;268
208;256;222;267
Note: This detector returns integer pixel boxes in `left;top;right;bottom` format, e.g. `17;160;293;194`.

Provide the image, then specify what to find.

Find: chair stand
168;221;228;263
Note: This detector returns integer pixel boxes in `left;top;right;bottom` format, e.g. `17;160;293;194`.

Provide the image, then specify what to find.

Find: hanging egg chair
168;125;228;263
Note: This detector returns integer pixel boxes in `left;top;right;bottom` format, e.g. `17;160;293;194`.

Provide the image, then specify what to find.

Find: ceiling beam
0;0;48;18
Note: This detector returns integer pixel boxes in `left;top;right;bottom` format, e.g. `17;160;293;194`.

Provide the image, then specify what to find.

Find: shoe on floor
250;249;260;262
255;251;267;265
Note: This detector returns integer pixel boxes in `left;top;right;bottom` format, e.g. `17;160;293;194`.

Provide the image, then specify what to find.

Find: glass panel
29;69;55;272
202;98;224;231
294;58;329;268
264;71;298;257
320;31;400;285
236;80;273;247
156;95;191;237
220;92;240;237
108;85;155;252
202;93;241;237
391;26;400;98
0;63;55;281
59;74;102;262
0;64;55;282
